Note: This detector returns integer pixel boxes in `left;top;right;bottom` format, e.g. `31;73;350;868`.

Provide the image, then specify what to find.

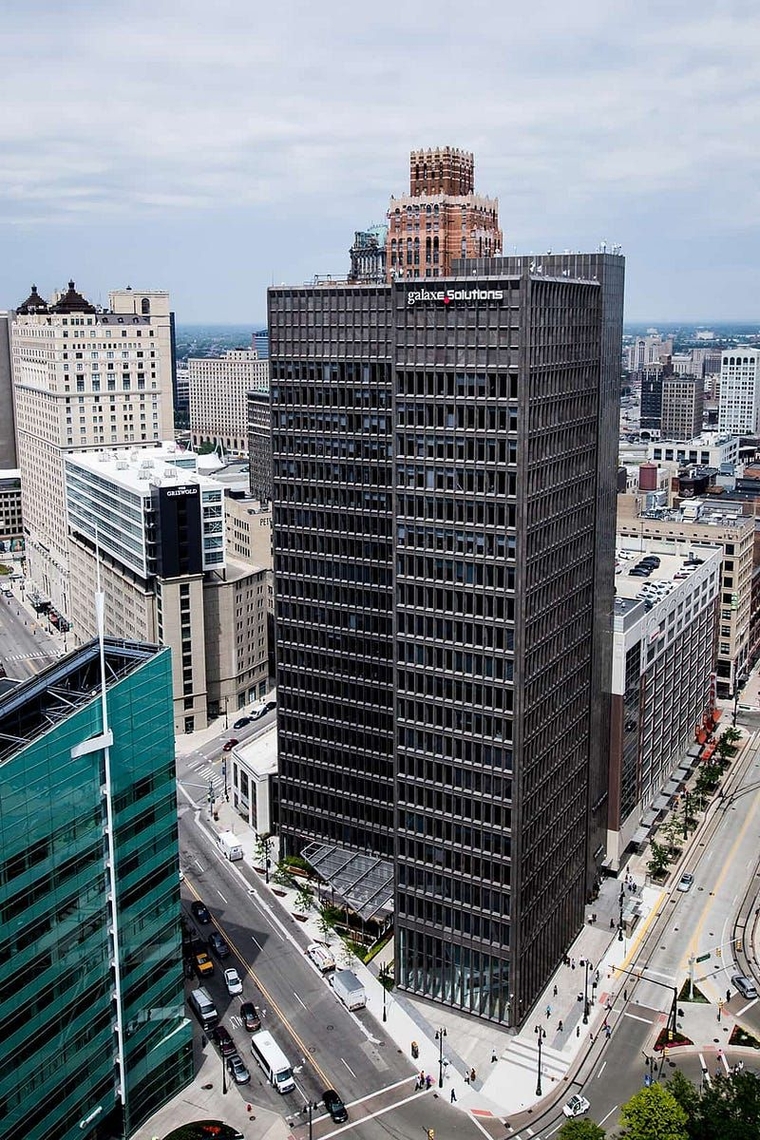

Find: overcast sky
1;0;758;323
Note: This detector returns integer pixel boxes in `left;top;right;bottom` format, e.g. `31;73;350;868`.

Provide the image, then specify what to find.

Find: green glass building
0;638;193;1140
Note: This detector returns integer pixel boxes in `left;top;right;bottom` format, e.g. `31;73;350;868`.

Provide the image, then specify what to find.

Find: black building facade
269;257;624;1025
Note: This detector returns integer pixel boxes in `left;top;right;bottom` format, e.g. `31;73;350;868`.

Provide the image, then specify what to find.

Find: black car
233;716;252;730
191;901;211;924
240;1001;261;1032
227;1052;251;1084
263;699;277;712
323;1089;348;1123
212;1024;237;1057
208;931;231;959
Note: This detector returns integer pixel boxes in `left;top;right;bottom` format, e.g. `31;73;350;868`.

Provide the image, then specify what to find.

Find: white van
217;831;244;861
188;987;219;1031
250;1030;295;1093
306;942;336;973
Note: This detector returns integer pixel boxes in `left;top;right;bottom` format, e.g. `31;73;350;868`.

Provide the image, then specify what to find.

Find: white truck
307;942;336;973
332;968;366;1011
217;830;244;861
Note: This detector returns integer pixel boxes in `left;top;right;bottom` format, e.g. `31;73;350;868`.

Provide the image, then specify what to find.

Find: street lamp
534;1025;546;1096
301;1102;313;1140
222;1047;228;1095
435;1027;447;1088
682;790;690;841
583;959;590;1024
618;886;625;942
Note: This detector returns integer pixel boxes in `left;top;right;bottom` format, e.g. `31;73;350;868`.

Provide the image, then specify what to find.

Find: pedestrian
546;1004;551;1018
470;1067;476;1083
605;1025;611;1039
464;1072;470;1085
450;1089;457;1103
558;1020;563;1032
595;969;600;983
571;957;576;970
426;1075;433;1090
726;989;731;1003
576;1026;580;1038
590;1033;594;1043
491;1050;498;1063
624;989;628;1001
610;918;615;929
553;984;558;997
420;1070;426;1087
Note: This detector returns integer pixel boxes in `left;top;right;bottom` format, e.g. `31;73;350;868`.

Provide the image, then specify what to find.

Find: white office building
717;348;760;436
189;349;269;455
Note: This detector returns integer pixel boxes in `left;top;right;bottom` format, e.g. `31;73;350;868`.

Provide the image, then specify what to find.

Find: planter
293;913;308;922
272;889;287;897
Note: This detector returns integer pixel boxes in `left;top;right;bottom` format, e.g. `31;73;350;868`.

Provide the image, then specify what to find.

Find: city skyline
1;1;758;323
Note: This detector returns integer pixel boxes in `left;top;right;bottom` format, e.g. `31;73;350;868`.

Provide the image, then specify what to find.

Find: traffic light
427;1130;435;1140
735;939;743;951
716;947;722;958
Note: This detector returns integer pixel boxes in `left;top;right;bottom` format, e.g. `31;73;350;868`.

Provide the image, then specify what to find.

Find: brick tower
386;146;502;280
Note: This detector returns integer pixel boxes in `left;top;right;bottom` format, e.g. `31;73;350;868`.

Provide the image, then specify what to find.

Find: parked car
233;717;251;730
227;1052;251;1084
263;699;277;712
323;1089;349;1123
240;1001;261;1032
212;1025;237;1057
191;901;211;924
222;738;238;752
563;1095;590;1118
224;967;243;995
732;974;758;1000
677;872;694;892
250;705;267;721
209;931;231;959
194;951;215;978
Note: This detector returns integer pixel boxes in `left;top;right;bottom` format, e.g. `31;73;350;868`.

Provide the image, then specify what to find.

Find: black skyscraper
269;254;624;1024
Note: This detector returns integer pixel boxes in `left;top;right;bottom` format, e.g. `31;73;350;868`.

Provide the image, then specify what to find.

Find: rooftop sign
407;287;504;307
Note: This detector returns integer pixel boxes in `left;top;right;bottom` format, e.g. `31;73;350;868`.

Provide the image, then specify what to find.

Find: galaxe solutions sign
406;287;504;307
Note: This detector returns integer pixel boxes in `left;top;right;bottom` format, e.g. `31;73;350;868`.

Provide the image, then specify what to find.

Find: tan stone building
10;282;174;616
617;492;753;694
189;349;268;455
224;493;273;615
386;147;502;280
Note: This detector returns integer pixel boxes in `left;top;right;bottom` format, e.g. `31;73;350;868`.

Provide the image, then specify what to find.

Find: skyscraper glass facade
0;640;192;1140
269;258;623;1025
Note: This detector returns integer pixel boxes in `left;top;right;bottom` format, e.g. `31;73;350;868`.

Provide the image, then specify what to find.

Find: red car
222;739;238;752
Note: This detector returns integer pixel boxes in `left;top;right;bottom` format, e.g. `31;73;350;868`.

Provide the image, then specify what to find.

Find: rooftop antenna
94;524;129;1116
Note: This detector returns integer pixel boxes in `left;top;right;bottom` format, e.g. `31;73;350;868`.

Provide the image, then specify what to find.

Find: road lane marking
599;1106;618;1126
251;934;264;951
739;998;759;1014
293;991;308;1010
341;1058;357;1078
320;1088;442;1140
622;1011;654;1023
216;889;228;903
596;1061;606;1078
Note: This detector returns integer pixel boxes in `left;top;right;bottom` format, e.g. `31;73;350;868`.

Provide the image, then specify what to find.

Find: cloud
1;0;759;318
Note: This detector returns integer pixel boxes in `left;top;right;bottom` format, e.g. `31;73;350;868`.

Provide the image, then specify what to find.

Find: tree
378;962;394;992
647;841;670;880
696;1070;760;1140
619;1083;688;1140
295;883;314;914
722;727;741;745
662;815;683;857
557;1120;606;1140
666;1070;701;1135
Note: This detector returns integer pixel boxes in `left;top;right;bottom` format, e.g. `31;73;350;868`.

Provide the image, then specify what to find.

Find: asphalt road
0;586;61;679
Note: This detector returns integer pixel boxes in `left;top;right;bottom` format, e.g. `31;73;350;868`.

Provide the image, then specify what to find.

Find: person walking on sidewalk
450;1089;457;1103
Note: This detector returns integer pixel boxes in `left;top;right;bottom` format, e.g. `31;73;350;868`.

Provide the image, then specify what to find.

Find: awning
664;778;682;797
642;809;658;827
301;842;394;922
712;708;723;722
687;744;702;759
652;793;671;811
630;826;650;847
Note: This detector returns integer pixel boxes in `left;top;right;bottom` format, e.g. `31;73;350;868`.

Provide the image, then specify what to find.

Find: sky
1;0;758;324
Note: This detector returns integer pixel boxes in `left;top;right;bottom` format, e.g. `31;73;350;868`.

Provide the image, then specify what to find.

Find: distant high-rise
717;347;760;436
269;248;624;1025
0;311;15;467
386;147;502;280
253;328;269;361
10;282;175;616
189;348;268;454
348;225;388;284
661;375;704;440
